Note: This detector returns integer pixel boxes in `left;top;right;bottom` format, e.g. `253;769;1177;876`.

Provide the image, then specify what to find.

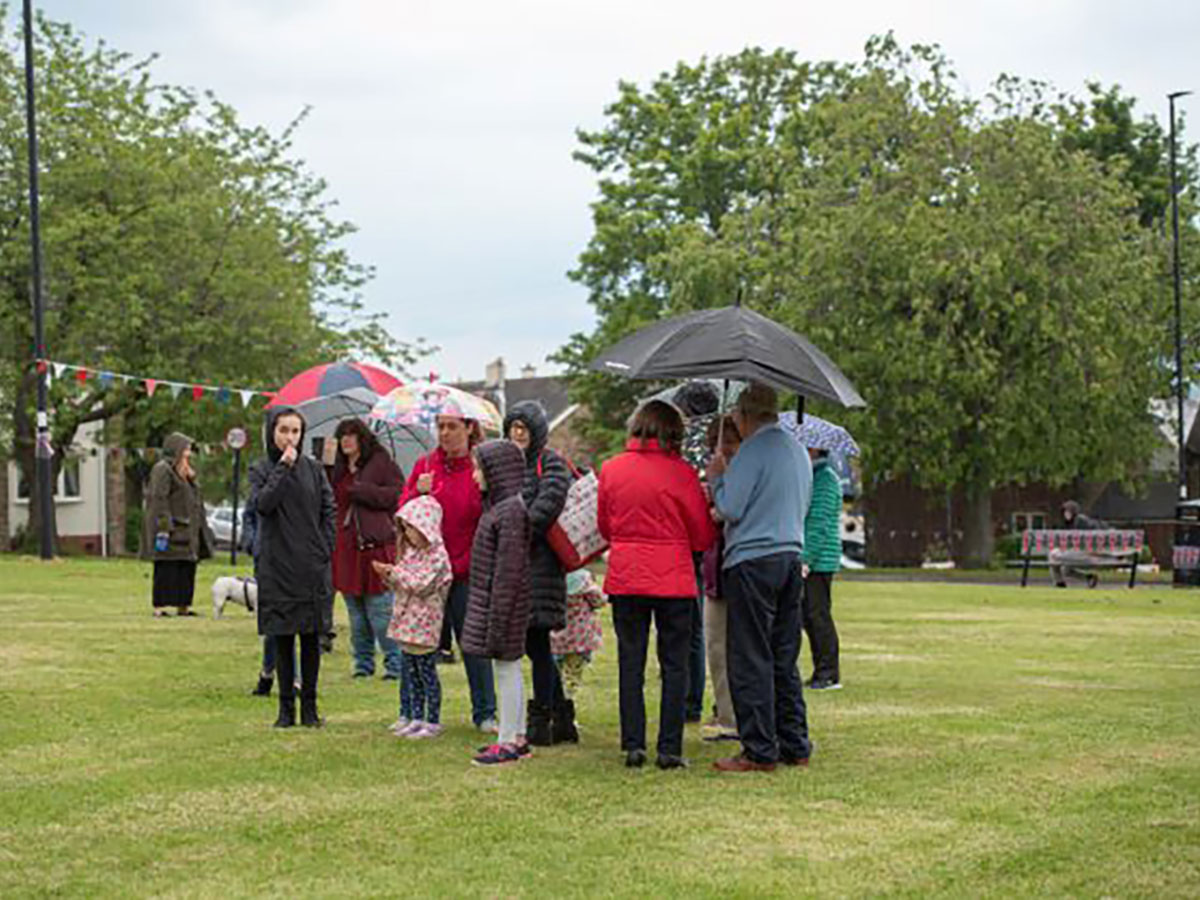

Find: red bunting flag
145;379;158;397
191;385;204;401
76;369;89;385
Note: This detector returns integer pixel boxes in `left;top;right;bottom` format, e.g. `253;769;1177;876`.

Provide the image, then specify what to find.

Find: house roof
1089;479;1179;521
455;376;574;427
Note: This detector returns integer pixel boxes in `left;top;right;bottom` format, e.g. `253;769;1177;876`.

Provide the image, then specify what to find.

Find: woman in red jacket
598;400;717;770
399;414;497;732
331;418;405;680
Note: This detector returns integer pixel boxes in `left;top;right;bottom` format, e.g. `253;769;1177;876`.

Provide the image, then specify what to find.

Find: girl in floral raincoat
551;568;606;698
374;495;452;739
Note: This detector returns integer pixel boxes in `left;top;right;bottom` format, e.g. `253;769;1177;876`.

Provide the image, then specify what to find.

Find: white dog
211;576;258;619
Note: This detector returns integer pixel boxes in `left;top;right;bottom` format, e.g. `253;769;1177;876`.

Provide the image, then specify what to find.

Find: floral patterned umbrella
369;382;503;434
779;410;860;457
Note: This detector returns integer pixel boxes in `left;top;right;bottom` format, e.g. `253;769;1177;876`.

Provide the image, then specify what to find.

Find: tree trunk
960;480;994;569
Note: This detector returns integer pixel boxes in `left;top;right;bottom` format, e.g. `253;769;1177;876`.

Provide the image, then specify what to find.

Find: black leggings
525;626;565;707
275;633;320;700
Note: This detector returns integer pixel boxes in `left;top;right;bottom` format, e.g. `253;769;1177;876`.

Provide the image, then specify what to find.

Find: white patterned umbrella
370;382;503;434
779;411;860;457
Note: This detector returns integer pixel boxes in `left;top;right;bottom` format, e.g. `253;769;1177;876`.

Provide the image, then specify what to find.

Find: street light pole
1170;91;1193;500
23;0;54;558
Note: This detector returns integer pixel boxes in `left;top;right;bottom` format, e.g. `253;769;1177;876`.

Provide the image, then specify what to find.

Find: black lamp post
1170;91;1193;500
23;0;53;558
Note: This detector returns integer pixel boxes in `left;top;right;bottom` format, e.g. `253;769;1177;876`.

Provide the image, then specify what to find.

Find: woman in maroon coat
331;418;405;679
598;400;717;770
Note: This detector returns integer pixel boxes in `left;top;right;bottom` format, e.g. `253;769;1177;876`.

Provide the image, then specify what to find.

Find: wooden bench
1020;529;1145;588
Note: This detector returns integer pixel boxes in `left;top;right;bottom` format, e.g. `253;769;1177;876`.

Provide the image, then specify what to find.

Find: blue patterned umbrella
779;411;860;457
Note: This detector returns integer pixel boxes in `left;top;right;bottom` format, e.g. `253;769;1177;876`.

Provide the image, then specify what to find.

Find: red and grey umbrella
267;362;403;408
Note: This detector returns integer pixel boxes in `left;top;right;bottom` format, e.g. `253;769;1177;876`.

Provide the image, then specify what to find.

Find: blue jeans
343;592;403;678
446;579;497;725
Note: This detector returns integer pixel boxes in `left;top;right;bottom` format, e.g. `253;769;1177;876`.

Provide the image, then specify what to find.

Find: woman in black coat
503;400;573;745
249;406;335;728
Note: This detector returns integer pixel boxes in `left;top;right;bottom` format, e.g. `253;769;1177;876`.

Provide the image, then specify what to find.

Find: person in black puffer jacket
503;400;575;746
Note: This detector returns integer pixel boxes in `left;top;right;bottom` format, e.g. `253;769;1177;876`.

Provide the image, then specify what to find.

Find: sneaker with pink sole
471;742;523;766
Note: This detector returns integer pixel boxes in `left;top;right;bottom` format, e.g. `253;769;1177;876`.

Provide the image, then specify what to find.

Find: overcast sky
26;1;1200;382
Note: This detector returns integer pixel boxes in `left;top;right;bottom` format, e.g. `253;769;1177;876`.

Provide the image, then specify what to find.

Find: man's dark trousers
725;552;811;764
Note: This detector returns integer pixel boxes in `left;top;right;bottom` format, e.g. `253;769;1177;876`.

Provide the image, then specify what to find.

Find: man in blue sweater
707;382;814;772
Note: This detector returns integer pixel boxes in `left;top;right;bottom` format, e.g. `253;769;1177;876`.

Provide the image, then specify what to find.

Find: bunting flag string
36;360;277;406
127;442;244;460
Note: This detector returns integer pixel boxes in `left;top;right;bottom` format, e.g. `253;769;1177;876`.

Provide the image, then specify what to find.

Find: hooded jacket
461;440;532;661
503;400;570;630
804;457;843;573
142;432;211;562
249;406;336;636
386;495;453;650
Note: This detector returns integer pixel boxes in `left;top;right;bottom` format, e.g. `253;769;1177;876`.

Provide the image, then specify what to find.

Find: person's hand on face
274;415;303;467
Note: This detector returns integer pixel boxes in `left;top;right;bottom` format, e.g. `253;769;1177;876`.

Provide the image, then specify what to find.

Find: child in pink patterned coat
551;568;606;698
374;495;452;739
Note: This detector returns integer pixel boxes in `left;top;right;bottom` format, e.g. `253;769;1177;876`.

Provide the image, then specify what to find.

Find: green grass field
2;557;1198;898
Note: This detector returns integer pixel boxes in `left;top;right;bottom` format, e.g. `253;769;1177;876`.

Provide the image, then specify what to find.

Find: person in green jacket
802;448;842;690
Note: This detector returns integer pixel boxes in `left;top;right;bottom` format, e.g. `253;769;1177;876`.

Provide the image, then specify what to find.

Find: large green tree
0;11;426;549
561;36;1196;565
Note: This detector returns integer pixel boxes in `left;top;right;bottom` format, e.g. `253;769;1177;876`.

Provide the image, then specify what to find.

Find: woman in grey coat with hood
249;406;335;728
142;431;213;617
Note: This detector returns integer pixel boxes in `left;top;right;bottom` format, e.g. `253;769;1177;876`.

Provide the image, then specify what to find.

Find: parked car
206;505;236;550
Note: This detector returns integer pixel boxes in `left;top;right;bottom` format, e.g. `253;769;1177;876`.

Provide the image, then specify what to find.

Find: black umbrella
589;305;865;408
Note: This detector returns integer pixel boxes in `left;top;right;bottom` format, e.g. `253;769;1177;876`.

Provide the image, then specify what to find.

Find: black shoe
251;675;273;697
684;712;702;724
526;700;553;747
656;754;688;770
300;697;324;728
625;749;647;768
436;650;456;665
551;699;580;745
274;698;296;728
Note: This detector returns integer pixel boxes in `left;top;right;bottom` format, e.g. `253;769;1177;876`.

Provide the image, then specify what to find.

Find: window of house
14;458;83;500
1012;512;1047;532
61;458;82;498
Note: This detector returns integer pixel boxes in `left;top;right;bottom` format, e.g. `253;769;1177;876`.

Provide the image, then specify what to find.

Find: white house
5;420;116;555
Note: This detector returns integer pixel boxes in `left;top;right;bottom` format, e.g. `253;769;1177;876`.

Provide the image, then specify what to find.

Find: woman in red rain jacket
598;399;717;770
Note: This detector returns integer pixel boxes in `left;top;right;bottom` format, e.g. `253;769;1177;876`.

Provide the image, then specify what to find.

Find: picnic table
1020;529;1145;588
